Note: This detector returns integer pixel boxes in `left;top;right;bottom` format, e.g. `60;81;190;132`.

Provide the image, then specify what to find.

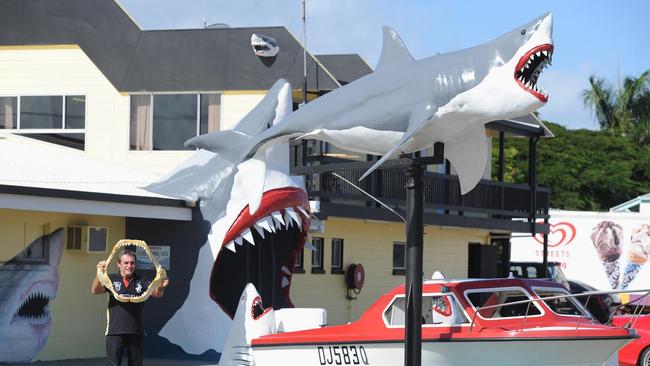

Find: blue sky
117;0;649;130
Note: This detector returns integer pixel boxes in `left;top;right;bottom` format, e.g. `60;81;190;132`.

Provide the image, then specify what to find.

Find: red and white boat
219;277;637;366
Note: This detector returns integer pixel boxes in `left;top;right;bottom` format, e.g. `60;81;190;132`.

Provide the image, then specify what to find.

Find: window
294;248;305;273
465;288;542;319
311;237;324;274
534;288;585;317
384;294;468;327
0;95;86;149
331;238;344;274
130;93;221;151
0;97;17;129
393;242;405;275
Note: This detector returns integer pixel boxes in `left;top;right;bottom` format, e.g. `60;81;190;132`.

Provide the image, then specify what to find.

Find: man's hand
97;260;107;271
91;260;108;295
152;278;170;298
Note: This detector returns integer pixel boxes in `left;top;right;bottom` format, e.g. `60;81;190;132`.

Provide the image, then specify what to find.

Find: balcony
290;141;550;234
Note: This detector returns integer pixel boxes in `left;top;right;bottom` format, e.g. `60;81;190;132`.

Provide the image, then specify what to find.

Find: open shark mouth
13;289;53;329
210;187;310;318
251;295;272;320
514;44;553;103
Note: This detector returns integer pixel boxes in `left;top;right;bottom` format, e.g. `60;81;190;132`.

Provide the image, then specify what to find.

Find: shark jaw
515;44;553;102
210;187;310;318
12;281;56;332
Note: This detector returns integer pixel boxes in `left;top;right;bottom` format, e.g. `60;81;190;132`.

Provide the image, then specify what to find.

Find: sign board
136;245;171;271
511;210;649;292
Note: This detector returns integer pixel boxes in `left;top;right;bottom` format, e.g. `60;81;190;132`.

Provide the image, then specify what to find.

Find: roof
316;54;373;85
0;133;192;220
0;0;343;93
487;113;554;138
610;193;650;213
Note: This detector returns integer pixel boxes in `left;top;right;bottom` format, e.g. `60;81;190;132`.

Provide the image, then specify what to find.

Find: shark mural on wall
0;228;64;363
187;13;553;196
146;80;310;355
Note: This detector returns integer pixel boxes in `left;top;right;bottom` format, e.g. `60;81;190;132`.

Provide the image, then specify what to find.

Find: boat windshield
384;294;468;327
533;288;587;317
465;288;542;319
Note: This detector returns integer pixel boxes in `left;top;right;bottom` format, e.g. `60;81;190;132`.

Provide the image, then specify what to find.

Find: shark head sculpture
0;228;64;362
187;13;554;196
146;80;309;354
251;33;279;58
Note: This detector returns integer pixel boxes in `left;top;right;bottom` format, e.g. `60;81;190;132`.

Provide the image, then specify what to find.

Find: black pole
405;161;423;366
498;131;505;182
543;218;549;278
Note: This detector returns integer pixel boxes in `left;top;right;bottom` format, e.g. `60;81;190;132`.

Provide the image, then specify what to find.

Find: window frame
532;286;590;318
392;241;406;275
463;286;545;320
294;247;305;274
382;292;471;329
0;94;87;133
128;92;222;151
311;237;324;274
331;238;344;274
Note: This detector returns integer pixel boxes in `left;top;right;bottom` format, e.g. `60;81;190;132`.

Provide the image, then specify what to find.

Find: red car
613;315;650;366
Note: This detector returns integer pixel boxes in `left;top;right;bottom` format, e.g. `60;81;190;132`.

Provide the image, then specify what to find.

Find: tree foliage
583;69;650;146
493;122;650;211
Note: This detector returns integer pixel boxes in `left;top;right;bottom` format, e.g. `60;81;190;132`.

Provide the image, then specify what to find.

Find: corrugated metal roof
0;0;342;92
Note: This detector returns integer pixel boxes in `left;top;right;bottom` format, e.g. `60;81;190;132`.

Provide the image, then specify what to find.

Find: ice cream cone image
591;221;623;289
621;224;650;290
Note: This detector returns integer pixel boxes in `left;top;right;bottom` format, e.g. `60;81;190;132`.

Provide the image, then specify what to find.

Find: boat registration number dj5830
317;345;369;365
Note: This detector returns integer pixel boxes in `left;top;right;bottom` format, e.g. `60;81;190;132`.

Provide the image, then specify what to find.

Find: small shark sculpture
0;228;64;362
187;13;554;201
251;33;279;58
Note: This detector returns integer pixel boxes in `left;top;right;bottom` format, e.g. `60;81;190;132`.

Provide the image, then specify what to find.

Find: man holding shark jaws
92;250;169;366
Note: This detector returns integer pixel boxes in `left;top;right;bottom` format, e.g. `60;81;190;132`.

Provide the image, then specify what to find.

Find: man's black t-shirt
105;273;150;335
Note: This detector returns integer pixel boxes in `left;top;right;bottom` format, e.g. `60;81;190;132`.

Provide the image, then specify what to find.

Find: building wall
0;46;265;175
291;217;489;325
0;208;124;361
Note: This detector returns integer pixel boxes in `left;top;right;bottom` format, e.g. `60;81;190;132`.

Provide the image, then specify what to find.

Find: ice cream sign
511;210;650;291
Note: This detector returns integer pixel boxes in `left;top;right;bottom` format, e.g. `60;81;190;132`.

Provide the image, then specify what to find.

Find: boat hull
253;337;632;366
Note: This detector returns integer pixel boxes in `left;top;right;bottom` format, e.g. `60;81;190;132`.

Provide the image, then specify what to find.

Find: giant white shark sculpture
146;80;310;355
186;13;553;204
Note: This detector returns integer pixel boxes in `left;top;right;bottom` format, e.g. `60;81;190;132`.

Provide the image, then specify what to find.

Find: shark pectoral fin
444;126;489;195
359;105;436;181
184;130;252;163
376;26;414;71
237;153;267;215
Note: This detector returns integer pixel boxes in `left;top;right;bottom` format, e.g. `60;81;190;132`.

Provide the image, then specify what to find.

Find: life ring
96;239;167;303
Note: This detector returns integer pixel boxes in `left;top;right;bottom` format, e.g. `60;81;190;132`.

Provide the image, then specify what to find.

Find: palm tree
583;69;650;145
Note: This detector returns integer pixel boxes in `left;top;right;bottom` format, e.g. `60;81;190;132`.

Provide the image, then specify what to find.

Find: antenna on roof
301;0;307;107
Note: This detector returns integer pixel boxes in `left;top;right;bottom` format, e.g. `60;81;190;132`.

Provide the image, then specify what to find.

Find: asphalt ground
3;358;216;366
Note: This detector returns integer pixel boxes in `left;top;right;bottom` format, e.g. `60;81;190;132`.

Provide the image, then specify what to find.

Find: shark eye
520;29;526;35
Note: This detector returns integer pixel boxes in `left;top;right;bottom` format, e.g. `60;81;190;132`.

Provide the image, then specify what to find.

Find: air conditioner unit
66;226;109;253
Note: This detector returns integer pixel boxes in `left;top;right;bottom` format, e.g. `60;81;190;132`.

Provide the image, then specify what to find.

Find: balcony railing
290;141;550;233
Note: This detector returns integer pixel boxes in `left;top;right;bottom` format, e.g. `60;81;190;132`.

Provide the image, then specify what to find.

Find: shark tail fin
218;284;275;366
184;78;292;164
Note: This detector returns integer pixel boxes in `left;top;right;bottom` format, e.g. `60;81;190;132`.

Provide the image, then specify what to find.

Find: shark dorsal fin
376;26;414;71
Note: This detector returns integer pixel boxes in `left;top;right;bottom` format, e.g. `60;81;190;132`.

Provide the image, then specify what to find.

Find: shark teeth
222;206;309;252
15;291;52;325
515;46;553;99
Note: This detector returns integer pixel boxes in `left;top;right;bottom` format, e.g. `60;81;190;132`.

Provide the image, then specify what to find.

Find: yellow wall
0;46;265;175
291;217;489;325
0;209;125;361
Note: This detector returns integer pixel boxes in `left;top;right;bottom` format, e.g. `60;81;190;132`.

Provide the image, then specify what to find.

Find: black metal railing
291;140;550;225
